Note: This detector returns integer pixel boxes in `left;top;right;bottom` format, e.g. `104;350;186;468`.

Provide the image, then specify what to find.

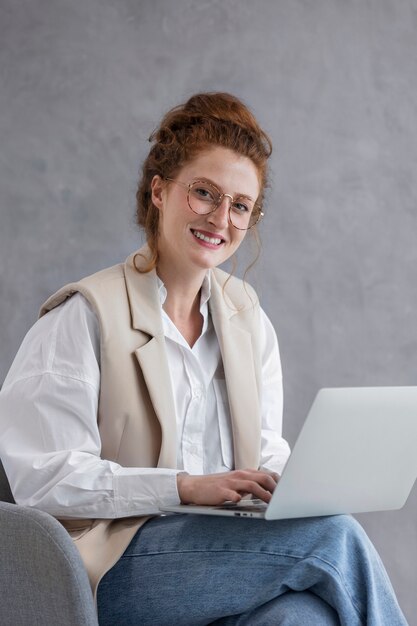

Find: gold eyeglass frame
165;177;264;230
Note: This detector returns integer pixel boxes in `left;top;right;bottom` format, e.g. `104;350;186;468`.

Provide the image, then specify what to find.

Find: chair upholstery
0;458;14;503
0;459;99;626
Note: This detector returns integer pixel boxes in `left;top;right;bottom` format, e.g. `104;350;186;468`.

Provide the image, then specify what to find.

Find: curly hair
135;92;272;271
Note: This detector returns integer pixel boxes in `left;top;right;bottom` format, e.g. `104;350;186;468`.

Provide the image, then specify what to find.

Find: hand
176;469;280;506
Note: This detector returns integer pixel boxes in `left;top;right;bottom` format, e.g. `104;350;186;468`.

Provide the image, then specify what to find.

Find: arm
0;293;181;518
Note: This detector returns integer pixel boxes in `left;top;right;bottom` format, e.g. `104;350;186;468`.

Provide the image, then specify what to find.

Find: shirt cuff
113;468;182;517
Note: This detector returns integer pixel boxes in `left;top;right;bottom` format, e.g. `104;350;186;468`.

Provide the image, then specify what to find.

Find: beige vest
40;246;263;593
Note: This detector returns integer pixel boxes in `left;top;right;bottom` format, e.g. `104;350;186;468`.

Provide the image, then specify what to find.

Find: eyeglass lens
188;182;260;229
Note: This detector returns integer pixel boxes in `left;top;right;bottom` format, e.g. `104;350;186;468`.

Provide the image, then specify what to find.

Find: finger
221;490;242;503
235;471;278;493
232;480;274;503
268;471;280;483
259;473;279;492
258;470;280;485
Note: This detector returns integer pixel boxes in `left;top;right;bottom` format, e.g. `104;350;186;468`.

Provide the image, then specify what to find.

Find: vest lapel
124;249;177;468
134;339;177;468
210;274;261;470
123;249;261;471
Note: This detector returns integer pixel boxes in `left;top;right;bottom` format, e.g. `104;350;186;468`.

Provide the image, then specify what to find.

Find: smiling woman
152;147;257;294
136;92;271;273
0;92;408;625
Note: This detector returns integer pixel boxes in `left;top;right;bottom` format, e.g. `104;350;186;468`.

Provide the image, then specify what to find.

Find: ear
151;175;165;211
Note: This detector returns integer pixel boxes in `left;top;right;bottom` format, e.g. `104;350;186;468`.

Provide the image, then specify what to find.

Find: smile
191;229;224;246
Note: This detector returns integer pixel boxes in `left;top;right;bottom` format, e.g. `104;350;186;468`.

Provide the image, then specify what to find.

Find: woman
0;93;407;625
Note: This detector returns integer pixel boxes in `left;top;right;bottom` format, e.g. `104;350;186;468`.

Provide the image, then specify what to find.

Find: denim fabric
210;591;340;625
97;514;407;626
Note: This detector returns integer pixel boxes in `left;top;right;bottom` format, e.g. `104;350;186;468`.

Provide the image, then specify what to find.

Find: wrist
176;472;190;503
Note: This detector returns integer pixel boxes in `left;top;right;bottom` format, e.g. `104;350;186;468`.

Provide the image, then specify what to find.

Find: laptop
159;386;417;520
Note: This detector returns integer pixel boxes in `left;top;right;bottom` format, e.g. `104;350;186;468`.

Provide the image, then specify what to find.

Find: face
151;146;261;277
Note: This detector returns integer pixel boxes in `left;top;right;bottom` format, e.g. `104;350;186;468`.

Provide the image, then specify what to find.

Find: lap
122;512;364;557
97;514;364;625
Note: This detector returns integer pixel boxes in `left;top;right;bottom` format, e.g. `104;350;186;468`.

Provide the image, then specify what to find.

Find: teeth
193;230;222;245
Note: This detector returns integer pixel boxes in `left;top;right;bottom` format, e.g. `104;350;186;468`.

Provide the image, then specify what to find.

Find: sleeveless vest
40;246;263;593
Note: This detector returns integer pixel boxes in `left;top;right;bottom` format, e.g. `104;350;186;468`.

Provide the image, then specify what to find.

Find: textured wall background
1;0;416;621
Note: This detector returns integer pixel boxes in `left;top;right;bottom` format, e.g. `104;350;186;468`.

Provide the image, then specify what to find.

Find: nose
208;194;231;229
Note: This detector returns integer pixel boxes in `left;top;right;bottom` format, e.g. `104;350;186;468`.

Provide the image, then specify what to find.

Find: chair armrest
0;501;99;626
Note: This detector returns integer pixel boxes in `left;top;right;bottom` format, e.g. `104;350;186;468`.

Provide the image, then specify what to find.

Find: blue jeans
96;514;407;625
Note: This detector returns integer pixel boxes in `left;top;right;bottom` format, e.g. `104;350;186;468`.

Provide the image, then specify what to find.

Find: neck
156;254;207;315
156;259;207;347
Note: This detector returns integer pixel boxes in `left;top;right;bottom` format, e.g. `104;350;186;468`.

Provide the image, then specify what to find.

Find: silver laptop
160;386;417;520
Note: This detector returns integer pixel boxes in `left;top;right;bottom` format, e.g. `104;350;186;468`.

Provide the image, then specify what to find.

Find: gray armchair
0;459;99;626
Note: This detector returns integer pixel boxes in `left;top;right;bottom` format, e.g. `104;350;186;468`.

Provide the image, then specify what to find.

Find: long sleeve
0;293;181;518
258;309;291;474
0;290;290;519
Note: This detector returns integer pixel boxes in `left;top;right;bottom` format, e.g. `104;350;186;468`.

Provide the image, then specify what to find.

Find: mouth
191;229;225;246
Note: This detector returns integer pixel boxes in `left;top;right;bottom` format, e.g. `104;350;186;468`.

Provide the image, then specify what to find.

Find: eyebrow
193;177;256;202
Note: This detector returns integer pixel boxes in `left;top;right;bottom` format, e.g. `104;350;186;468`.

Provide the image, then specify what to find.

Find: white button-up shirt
0;274;290;519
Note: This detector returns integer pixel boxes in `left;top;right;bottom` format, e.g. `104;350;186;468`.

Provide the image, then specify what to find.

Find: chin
196;247;231;266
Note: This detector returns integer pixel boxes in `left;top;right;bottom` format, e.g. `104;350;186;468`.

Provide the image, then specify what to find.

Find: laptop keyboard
214;500;268;513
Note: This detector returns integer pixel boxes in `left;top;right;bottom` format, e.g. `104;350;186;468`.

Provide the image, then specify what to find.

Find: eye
232;200;251;214
192;185;215;202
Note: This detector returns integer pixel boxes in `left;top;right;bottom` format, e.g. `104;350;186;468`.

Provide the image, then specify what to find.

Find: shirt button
192;386;204;399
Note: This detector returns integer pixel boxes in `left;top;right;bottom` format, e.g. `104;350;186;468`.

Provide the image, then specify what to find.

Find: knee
308;513;365;538
310;514;373;561
326;514;369;543
245;591;340;626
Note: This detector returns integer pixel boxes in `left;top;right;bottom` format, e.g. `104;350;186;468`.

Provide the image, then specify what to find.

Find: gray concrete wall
1;0;416;621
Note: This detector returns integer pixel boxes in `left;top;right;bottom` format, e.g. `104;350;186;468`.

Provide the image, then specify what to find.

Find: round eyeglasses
165;178;264;230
